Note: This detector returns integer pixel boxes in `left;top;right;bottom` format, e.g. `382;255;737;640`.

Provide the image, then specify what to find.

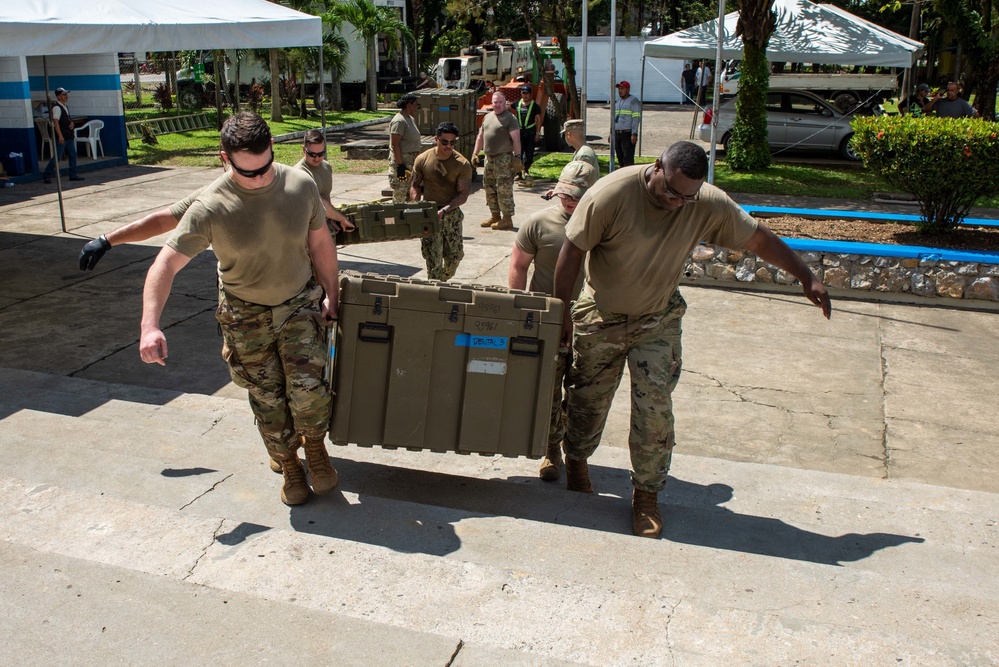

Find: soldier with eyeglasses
409;122;472;281
295;128;353;234
553;141;831;539
139;112;342;508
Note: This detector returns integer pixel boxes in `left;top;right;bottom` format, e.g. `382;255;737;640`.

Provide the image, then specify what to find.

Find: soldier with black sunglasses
139;112;342;507
295;129;353;233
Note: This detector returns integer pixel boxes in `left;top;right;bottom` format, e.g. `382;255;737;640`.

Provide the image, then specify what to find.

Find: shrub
153;83;173;110
852;116;999;232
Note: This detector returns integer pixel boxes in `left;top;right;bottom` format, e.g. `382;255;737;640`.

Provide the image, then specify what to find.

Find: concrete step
1;369;997;664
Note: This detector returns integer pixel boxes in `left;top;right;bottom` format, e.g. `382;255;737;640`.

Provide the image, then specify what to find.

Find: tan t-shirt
168;186;208;219
389;112;422;154
566;166;758;316
168;163;325;306
295;157;333;199
515;204;584;299
412;147;472;208
481;109;519;155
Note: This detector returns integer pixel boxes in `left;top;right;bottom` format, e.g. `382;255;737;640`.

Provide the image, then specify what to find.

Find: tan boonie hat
561;118;584;134
553;160;598;199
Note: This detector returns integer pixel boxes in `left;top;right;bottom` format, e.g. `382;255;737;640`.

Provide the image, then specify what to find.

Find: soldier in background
563;119;599;173
508;161;598;481
388;94;422;203
410;122;473;281
472;91;523;231
295;129;354;233
139;112;341;507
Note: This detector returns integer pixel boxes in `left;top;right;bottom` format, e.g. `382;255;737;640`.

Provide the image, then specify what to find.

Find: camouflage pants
388;151;420;204
421;207;464;281
564;290;687;493
483;152;515;217
215;280;332;461
548;346;570;448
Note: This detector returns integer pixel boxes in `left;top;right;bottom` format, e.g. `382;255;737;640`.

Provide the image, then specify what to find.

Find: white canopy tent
642;0;923;67
0;0;322;56
0;0;322;230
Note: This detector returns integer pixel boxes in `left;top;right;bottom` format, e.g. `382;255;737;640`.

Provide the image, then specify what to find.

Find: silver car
698;89;860;160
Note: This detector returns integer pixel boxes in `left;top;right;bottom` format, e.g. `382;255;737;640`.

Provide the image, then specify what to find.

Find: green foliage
852;116;999;232
726;42;771;170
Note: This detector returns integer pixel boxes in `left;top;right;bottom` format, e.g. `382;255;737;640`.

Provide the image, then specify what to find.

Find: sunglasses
437;138;458;146
228;149;274;179
304;147;326;158
663;179;700;203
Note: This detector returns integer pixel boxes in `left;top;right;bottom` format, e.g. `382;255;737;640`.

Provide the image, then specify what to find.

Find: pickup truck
719;61;898;111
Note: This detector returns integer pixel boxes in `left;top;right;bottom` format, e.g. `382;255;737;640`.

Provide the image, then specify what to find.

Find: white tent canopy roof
0;0;322;57
642;0;923;68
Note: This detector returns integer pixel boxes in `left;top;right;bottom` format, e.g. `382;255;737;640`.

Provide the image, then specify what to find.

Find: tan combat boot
480;213;500;228
302;435;339;495
278;453;310;506
538;441;563;482
565;455;594;493
632;488;663;538
491;214;513;230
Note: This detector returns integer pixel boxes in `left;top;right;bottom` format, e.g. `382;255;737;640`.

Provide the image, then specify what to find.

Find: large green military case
334;200;439;245
414;88;478;136
329;273;564;458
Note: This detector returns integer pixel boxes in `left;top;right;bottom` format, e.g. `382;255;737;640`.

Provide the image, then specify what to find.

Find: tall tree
933;0;998;120
332;0;414;110
726;0;777;170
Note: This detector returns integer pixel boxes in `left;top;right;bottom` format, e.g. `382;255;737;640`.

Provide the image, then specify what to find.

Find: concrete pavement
1;164;997;665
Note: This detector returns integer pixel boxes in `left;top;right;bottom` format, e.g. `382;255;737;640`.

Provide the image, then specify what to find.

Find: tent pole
707;0;726;184
638;54;645;159
580;0;588;125
609;0;617;172
43;57;67;233
318;46;326;133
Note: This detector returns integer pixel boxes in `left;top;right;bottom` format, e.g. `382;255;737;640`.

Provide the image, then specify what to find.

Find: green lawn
126;109;391;172
531;153;891;200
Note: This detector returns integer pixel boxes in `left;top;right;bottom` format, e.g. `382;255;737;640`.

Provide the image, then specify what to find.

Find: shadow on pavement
285;457;924;565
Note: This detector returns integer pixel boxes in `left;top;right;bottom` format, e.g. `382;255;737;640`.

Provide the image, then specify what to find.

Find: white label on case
467;360;507;375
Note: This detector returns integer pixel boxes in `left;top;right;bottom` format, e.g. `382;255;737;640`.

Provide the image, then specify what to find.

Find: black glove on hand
396;163;407;179
79;235;111;271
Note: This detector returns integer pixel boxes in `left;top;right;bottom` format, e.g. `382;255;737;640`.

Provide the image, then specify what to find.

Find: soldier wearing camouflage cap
561;119;599;174
508;160;598;481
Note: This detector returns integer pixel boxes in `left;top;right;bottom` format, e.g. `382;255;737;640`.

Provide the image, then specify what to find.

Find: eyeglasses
437;138;458;146
662;178;700;203
304;147;326;158
557;193;579;202
228;149;274;179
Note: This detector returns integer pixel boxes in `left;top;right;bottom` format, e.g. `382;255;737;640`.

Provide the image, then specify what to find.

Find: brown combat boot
491;214;513;230
279;453;310;506
538;441;563;482
269;457;283;473
301;435;339;495
565;455;594;493
480;213;500;228
632;488;663;538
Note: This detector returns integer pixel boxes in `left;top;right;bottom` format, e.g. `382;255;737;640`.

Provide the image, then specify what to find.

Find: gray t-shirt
933;97;975;118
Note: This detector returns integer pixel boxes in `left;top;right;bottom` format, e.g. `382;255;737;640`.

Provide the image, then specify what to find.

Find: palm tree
320;9;352;111
332;0;414;110
727;0;777;170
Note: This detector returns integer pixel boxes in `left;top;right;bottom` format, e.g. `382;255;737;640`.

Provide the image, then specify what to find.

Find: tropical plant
852;115;999;232
332;0;415;110
726;0;776;170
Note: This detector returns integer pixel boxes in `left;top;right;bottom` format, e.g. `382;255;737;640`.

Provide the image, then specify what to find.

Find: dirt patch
756;214;999;253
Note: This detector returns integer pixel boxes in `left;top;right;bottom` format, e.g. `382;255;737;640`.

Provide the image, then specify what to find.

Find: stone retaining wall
684;245;999;302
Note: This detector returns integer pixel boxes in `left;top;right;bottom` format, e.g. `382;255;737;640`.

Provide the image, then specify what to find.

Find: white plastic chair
74;120;105;158
35;117;54;160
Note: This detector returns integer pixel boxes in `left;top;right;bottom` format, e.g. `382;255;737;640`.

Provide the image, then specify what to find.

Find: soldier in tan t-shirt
388;94;422;203
472;91;523;230
410;121;473;281
139;112;342;508
553;141;832;539
295;128;353;234
509;161;596;483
